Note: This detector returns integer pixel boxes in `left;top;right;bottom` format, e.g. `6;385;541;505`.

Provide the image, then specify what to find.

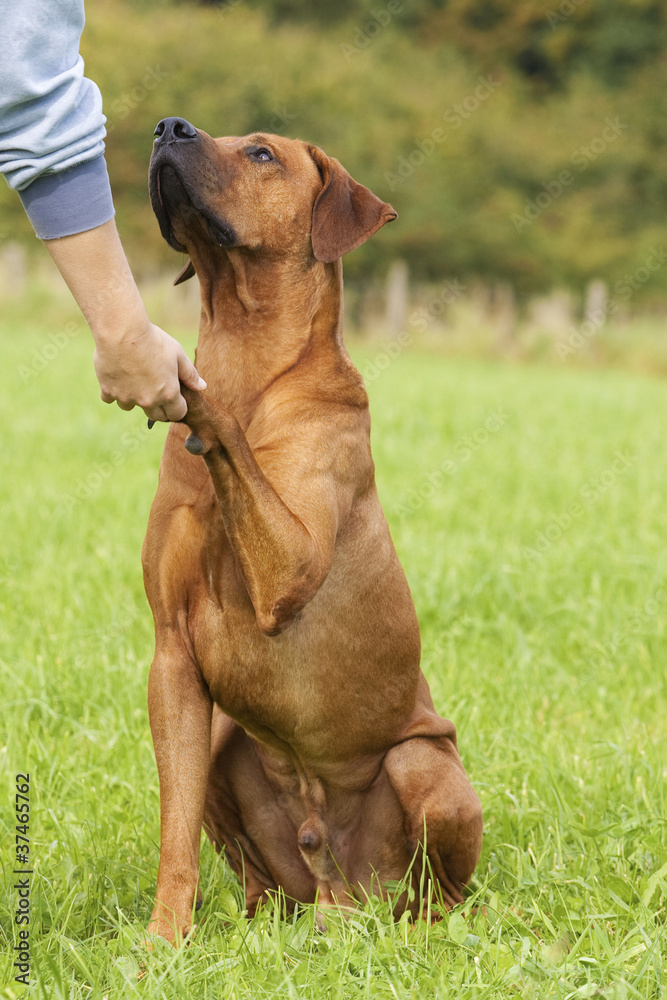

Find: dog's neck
189;248;345;420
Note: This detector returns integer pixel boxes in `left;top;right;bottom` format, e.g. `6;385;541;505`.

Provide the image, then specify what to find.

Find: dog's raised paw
185;434;205;455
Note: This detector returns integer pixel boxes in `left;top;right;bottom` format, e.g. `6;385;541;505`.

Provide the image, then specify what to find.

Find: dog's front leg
147;637;212;944
180;388;345;636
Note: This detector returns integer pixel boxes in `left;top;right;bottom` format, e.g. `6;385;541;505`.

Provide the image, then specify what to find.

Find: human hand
94;322;206;422
43;220;206;422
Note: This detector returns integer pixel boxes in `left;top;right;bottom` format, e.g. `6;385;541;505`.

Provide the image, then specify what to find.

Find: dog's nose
153;117;198;143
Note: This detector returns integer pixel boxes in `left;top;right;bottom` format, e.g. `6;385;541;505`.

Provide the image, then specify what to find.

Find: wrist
91;307;152;349
44;219;151;348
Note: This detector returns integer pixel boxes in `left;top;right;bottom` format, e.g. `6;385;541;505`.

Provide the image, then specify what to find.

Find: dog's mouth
149;157;238;253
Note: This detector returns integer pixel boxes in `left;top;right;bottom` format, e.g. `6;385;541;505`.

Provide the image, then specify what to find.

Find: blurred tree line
3;0;667;301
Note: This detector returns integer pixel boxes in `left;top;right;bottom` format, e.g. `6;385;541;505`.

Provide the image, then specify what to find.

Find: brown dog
143;117;482;943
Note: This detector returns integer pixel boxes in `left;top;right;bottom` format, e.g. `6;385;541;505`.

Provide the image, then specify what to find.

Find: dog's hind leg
202;708;279;915
383;734;482;910
203;707;318;915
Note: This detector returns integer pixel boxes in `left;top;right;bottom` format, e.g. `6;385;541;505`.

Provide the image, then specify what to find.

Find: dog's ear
174;259;196;285
308;145;397;263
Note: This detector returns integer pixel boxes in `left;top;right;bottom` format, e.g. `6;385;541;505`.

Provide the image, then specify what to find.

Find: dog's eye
248;146;274;162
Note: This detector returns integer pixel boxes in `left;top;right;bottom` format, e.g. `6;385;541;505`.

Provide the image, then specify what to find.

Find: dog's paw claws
185;434;205;455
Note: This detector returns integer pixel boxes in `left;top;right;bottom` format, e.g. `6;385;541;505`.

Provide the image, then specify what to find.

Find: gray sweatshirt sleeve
0;0;115;238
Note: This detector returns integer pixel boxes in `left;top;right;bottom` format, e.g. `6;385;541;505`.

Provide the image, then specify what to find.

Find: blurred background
2;8;667;989
2;0;667;369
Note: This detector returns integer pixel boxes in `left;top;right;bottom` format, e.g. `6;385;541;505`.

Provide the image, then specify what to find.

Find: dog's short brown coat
143;121;482;941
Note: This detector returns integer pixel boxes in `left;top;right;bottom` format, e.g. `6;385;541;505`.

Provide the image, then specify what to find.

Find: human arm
0;0;202;420
44;219;205;421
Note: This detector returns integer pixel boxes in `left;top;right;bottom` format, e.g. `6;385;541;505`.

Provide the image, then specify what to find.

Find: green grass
1;313;666;999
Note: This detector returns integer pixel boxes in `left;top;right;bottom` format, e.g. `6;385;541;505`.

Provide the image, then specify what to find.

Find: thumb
177;347;207;391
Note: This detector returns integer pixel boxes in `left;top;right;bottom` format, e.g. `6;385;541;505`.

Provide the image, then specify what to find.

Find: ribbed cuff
18;155;115;239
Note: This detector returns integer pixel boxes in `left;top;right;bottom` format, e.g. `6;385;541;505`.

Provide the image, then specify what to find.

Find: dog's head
149;118;396;282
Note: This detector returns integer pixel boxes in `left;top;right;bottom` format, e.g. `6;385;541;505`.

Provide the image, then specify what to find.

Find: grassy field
0;313;666;999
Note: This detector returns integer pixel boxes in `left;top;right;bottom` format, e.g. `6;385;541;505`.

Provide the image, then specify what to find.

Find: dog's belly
189;522;422;767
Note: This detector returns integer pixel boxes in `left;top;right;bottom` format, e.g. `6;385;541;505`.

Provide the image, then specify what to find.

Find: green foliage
1;314;666;996
1;0;667;296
